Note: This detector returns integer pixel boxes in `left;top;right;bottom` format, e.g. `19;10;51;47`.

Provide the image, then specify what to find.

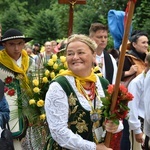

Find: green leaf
101;98;111;106
110;113;116;118
112;119;119;125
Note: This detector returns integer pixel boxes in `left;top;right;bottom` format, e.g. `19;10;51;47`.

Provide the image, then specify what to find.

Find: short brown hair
89;23;108;37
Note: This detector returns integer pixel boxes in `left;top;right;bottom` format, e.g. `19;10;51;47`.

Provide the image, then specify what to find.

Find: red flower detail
114;109;128;120
125;92;134;101
101;84;134;121
7;89;15;96
5;76;13;84
119;85;128;94
107;84;114;95
4;87;9;93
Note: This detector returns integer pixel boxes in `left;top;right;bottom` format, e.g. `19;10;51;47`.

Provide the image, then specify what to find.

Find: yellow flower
64;62;68;68
37;99;44;107
52;54;57;62
32;79;39;86
29;99;36;105
53;63;58;70
45;70;50;76
42;77;48;83
94;66;100;72
40;114;46;120
59;69;65;74
50;72;55;79
47;59;54;66
60;56;66;63
33;87;40;93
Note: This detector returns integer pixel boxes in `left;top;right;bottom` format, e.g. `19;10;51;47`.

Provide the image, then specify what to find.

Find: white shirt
13;54;37;71
128;72;145;134
96;52;117;84
45;75;123;150
144;70;150;137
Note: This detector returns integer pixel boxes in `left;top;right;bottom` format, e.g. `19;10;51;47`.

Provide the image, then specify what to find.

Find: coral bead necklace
82;82;96;101
80;82;102;122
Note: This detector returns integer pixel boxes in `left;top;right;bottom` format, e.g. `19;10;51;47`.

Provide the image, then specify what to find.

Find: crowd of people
0;19;149;150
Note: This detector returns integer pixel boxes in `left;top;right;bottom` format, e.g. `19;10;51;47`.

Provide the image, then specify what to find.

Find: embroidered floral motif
76;120;88;133
68;111;88;134
68;93;77;106
4;76;17;96
68;93;88;134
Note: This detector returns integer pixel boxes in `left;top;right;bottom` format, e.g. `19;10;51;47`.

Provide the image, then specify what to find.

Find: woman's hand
129;65;138;75
96;143;112;150
104;120;118;133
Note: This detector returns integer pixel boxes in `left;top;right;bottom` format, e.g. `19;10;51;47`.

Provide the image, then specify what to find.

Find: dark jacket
122;49;146;80
0;96;10;128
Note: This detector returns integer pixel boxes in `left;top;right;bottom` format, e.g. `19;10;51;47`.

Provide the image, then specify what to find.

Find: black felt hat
0;28;32;44
0;79;4;101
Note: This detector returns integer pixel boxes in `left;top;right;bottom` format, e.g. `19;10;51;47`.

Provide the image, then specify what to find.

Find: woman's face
66;41;96;77
133;35;149;53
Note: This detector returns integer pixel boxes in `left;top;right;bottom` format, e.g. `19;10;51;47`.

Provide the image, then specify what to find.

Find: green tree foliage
0;0;149;45
74;7;100;35
132;0;150;40
50;3;69;38
27;9;59;45
0;0;31;34
1;9;24;33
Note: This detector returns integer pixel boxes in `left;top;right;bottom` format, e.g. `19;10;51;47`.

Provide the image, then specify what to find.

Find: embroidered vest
104;50;114;84
0;58;34;139
45;76;108;150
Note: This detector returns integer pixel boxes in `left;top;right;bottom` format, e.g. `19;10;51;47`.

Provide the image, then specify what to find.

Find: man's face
3;39;25;60
91;30;108;51
44;42;52;53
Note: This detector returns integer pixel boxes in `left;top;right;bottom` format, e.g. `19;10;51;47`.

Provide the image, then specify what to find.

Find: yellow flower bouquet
19;54;68;149
23;54;68;125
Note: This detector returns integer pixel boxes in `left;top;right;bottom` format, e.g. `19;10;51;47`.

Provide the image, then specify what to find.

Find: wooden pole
58;0;86;37
104;0;136;147
68;4;74;36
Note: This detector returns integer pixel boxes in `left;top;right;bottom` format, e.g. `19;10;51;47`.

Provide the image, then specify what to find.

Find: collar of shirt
13;55;22;67
96;52;104;64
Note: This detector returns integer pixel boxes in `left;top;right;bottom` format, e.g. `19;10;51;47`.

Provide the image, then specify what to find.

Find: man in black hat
0;28;33;149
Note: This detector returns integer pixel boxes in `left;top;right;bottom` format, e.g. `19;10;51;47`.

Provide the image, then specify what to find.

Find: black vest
103;50;114;84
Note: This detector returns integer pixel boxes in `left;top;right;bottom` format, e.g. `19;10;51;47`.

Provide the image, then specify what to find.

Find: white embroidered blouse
45;75;123;150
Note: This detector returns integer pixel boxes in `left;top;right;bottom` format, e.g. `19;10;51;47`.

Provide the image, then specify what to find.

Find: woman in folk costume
0;28;34;149
45;34;123;150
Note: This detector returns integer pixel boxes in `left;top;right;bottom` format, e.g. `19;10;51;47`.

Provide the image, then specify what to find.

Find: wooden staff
104;0;136;147
58;0;86;37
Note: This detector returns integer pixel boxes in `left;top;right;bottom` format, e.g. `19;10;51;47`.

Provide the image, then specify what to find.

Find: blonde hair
66;34;97;53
